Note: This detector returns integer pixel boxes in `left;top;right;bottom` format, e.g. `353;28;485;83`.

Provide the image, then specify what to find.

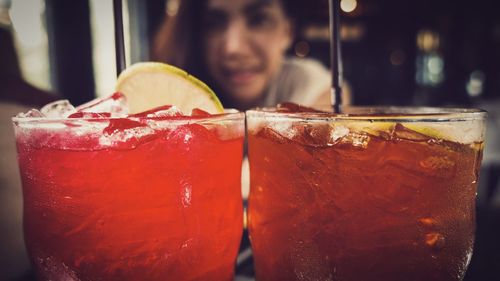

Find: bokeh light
340;0;357;13
294;41;310;58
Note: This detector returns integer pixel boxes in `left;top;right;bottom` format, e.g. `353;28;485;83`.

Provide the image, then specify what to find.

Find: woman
153;0;338;110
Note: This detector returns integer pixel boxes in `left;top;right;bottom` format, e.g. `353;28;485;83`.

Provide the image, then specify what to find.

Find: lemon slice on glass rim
332;118;482;145
116;62;224;115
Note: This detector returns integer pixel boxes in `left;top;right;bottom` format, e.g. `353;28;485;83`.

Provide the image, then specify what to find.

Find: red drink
247;107;486;281
14;113;244;280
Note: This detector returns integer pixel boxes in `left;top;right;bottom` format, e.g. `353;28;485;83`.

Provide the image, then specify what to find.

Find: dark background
17;0;500;108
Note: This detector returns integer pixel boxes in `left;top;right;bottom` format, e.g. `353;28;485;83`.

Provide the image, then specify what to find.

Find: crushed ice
98;126;155;148
267;121;296;139
148;106;181;117
16;108;44;118
329;125;350;144
76;92;128;117
40;100;76;118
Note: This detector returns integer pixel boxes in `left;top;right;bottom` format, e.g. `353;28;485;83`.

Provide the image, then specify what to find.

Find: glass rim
246;106;487;122
12;110;245;125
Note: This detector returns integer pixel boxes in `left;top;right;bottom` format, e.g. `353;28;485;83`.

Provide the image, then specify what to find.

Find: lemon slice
344;122;446;139
343;121;482;144
338;121;395;137
403;123;445;139
116;62;224;115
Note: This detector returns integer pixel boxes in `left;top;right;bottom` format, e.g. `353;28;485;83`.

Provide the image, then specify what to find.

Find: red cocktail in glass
14;109;244;281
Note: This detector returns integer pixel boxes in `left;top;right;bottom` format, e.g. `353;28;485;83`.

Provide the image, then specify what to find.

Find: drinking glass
13;112;245;281
247;107;486;281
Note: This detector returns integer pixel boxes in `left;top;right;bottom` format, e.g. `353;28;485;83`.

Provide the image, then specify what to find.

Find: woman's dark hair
151;0;299;81
152;0;207;77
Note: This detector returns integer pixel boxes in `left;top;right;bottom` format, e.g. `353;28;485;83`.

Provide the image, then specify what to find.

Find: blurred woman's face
203;0;292;107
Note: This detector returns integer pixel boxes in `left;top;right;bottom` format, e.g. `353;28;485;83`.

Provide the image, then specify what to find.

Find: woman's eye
204;14;227;31
247;12;275;29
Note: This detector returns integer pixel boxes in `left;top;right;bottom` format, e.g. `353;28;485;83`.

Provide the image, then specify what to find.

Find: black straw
113;0;126;76
329;0;343;113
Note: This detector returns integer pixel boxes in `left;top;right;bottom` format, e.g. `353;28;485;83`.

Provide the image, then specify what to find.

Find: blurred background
1;0;499;280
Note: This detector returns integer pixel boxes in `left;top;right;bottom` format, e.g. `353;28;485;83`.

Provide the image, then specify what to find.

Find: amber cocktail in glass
247;106;486;281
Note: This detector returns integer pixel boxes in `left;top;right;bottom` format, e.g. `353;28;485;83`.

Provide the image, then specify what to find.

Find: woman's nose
222;20;250;55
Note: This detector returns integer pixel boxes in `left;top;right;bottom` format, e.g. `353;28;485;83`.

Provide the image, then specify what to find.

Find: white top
263;57;331;107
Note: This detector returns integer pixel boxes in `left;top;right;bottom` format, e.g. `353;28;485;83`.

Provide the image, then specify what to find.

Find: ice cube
399;121;484;144
40;100;76;118
391;123;430;141
131;105;182;118
103;119;145;135
191;108;211;117
308;124;354;147
99;123;155;149
255;126;292;144
291;124;333;147
344;132;371;148
76;92;128;117
418;155;456;178
267;121;296;140
68;112;111;118
307;125;332;144
330;125;350;143
277;102;326;113
16;108;44;118
166;124;213;147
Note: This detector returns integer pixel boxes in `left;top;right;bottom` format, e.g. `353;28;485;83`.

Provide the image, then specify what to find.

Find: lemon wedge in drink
116;62;224;115
403;123;445;139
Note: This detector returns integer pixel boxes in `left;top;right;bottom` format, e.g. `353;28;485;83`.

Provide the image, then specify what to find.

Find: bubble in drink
33;253;80;281
425;232;446;250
